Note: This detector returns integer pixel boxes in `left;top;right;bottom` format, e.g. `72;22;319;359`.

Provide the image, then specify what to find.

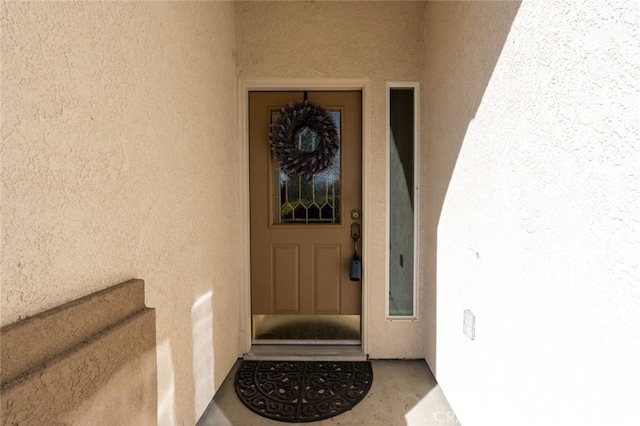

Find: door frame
238;79;372;355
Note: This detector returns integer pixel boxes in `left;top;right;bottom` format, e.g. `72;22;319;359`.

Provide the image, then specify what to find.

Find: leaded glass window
272;110;341;225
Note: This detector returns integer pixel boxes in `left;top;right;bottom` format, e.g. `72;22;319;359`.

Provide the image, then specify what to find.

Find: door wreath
269;100;339;179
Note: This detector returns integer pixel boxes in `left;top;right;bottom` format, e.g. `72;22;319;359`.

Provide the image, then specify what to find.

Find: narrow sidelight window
387;83;419;319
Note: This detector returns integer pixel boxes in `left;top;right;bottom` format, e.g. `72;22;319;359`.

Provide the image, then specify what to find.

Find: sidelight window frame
386;82;420;320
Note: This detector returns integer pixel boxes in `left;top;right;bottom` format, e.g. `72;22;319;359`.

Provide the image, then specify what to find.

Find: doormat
235;360;373;423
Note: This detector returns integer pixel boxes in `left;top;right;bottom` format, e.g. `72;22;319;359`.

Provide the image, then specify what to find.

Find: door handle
350;222;361;240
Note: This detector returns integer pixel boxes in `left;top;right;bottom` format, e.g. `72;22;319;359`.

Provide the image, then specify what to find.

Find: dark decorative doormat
235;360;373;423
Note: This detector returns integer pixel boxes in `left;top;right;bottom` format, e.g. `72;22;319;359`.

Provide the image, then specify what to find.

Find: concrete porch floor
197;359;460;426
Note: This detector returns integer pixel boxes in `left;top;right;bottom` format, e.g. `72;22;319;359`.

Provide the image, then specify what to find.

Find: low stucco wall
425;1;639;425
1;2;239;424
1;280;156;425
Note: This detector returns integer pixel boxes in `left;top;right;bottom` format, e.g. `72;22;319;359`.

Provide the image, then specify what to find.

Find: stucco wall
425;1;639;425
422;0;521;375
236;0;426;358
1;2;239;424
1;280;156;425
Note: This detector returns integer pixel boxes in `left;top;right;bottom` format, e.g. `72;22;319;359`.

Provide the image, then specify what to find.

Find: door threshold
243;344;367;361
252;339;361;346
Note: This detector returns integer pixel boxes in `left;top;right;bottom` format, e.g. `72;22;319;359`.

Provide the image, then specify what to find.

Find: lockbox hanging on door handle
350;222;362;281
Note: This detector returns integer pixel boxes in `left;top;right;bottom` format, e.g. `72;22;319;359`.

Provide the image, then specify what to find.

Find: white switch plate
463;309;475;340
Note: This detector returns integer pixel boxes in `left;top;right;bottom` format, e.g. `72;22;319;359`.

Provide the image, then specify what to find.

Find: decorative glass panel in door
272;110;341;225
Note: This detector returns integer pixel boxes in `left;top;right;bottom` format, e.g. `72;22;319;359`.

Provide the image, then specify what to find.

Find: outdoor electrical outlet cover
463;309;475;340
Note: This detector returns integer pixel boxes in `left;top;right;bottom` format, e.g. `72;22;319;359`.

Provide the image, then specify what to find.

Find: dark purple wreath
269;100;339;179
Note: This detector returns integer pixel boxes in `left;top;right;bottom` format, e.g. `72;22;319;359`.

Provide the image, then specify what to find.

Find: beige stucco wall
422;0;521;374
1;280;156;425
236;0;427;358
425;1;639;425
1;2;239;424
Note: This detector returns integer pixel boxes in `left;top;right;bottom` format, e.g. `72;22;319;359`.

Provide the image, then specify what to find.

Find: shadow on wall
191;290;215;419
157;289;218;425
423;1;522;373
157;340;178;424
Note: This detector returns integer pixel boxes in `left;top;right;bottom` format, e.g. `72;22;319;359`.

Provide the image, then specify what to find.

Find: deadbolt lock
350;209;361;221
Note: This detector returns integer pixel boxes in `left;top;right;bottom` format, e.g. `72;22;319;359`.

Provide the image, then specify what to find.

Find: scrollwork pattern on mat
235;360;373;423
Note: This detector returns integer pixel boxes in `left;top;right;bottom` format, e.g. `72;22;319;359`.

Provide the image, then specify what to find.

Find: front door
249;91;362;342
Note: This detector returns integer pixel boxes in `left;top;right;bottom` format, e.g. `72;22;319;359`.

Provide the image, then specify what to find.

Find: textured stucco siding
236;0;427;358
422;0;522;375
1;2;239;424
1;286;157;426
425;1;639;425
2;312;157;426
1;279;147;386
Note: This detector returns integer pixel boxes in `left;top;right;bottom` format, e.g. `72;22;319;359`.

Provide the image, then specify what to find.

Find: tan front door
249;91;362;341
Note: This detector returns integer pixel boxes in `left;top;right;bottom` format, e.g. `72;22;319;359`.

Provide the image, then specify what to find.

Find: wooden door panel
249;91;362;324
313;244;342;313
272;244;300;313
